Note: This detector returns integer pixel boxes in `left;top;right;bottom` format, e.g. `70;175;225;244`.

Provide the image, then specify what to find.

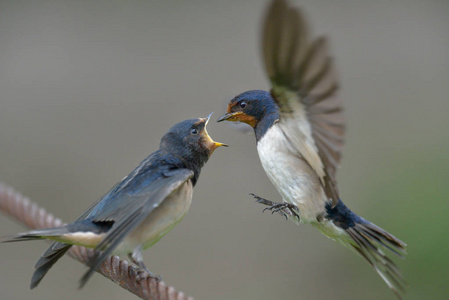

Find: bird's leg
129;246;161;282
250;193;300;220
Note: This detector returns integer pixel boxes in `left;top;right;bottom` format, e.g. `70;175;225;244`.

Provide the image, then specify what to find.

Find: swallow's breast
257;124;327;223
121;180;194;252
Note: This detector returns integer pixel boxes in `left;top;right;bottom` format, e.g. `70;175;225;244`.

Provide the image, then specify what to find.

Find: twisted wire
0;182;194;300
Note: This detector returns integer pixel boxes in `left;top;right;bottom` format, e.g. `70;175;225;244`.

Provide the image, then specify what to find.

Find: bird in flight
218;0;406;298
3;114;226;288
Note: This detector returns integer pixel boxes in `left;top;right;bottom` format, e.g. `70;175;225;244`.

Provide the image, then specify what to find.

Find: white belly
257;125;327;223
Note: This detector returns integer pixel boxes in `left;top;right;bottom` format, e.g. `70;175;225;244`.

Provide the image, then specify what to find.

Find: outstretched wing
262;0;345;207
79;167;194;287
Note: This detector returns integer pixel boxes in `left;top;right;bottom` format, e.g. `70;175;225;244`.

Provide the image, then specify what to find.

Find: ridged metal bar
0;182;194;300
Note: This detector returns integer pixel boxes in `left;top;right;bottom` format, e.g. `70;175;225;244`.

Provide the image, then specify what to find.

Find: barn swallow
3;114;226;288
218;0;406;298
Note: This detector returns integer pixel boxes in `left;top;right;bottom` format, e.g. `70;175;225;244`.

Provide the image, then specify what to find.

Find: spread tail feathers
325;199;407;299
1;228;73;289
2;220;112;288
346;221;407;299
30;242;72;289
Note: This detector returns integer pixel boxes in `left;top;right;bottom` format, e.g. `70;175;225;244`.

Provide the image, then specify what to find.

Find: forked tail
325;199;407;299
2;220;111;288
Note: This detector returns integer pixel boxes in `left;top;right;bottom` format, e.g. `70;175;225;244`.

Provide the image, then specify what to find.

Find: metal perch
0;182;194;300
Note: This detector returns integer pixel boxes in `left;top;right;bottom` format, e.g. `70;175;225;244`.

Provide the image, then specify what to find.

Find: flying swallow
3;114;226;288
218;0;406;298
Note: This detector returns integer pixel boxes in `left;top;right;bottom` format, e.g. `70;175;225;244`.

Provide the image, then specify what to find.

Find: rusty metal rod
0;182;194;300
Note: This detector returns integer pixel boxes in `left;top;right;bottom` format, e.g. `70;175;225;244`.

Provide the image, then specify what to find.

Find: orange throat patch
236;113;257;128
225;108;257;128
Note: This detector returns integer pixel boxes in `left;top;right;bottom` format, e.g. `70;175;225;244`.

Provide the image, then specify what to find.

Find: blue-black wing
79;167;194;287
262;0;344;207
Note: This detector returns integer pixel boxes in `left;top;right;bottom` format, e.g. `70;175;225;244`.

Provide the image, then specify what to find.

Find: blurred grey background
1;0;448;299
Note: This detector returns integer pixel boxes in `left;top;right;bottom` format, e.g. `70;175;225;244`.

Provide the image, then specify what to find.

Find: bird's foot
135;269;162;282
250;193;300;220
129;252;162;282
264;202;300;220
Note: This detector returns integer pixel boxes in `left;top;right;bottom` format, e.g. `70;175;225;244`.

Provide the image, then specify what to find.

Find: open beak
217;111;243;123
202;113;228;150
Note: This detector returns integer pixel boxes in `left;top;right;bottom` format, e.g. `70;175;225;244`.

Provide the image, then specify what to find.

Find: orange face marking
219;102;257;127
236;113;257;127
224;110;257;128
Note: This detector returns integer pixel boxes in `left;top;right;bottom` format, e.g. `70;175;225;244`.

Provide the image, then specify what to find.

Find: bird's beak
202;113;228;151
217;111;243;122
204;112;214;126
217;111;257;128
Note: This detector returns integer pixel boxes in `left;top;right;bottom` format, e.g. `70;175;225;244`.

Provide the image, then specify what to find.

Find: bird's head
217;90;278;128
161;114;227;163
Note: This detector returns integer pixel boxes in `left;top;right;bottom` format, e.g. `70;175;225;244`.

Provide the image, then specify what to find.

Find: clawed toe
251;194;300;220
250;193;300;220
129;249;161;283
251;193;275;206
135;269;162;282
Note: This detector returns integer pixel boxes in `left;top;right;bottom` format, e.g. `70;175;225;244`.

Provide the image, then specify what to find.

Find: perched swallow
3;114;226;288
218;0;406;298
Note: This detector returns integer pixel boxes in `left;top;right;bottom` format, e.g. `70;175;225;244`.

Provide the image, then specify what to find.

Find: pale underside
257;124;327;223
262;0;345;207
47;181;193;254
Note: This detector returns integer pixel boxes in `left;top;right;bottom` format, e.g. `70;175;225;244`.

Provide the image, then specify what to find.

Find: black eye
239;101;247;109
190;127;198;135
